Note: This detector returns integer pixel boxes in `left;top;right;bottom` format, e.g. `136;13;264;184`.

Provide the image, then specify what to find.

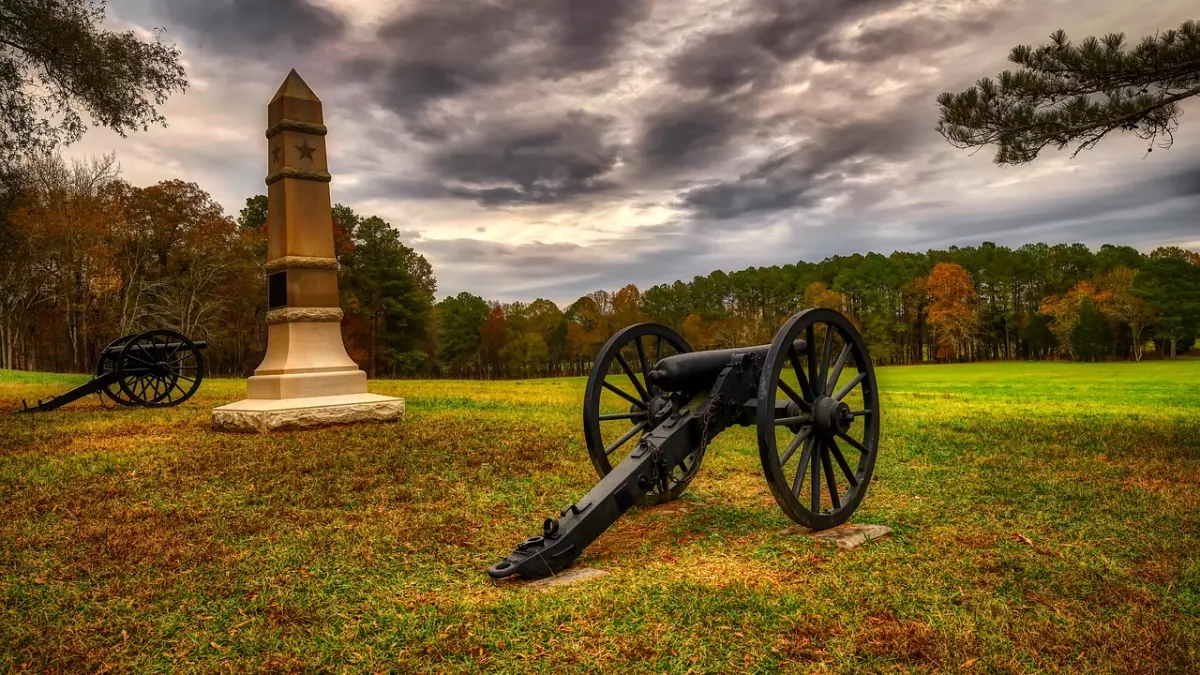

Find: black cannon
14;329;207;413
488;308;880;580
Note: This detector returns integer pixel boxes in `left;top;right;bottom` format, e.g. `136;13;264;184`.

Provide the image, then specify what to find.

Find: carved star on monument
271;144;282;163
296;139;317;161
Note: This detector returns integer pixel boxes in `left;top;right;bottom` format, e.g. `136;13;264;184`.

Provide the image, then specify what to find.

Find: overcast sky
62;0;1199;303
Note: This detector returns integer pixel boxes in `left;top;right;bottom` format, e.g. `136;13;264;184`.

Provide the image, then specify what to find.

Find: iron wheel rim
582;323;696;504
115;329;205;408
97;335;139;406
756;308;880;529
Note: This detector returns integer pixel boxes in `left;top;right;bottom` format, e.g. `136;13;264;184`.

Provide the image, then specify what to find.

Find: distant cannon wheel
97;334;139;406
114;329;206;408
756;308;880;529
583;323;698;505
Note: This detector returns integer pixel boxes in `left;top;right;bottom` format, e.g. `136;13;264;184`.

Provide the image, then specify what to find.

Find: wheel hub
813;396;853;435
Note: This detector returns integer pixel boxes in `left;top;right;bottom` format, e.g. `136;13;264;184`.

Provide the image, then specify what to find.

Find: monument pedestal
213;393;404;433
211;69;404;433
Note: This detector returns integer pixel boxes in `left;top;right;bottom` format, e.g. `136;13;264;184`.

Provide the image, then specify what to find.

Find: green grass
1;361;1198;673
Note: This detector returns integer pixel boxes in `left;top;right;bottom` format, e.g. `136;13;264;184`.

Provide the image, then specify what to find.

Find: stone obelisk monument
213;70;404;432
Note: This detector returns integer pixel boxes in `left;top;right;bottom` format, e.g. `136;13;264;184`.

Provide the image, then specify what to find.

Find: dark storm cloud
159;0;346;55
430;111;621;205
355;0;648;115
639;101;740;169
681;110;928;220
552;0;651;73
813;10;1005;63
667;0;900;94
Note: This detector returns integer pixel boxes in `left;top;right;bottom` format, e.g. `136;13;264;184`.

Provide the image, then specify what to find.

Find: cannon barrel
100;340;208;357
648;339;806;394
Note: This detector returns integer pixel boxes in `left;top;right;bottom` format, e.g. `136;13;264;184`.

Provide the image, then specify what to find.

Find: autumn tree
679;313;715;351
938;20;1200;164
1095;267;1155;360
612;284;643;328
802;282;854;320
1038;281;1113;359
478;304;507;378
0;0;187;166
924;262;978;360
13;153;118;369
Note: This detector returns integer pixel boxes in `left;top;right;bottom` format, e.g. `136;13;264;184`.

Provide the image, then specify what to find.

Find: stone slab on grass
523;567;609;589
810;523;892;550
212;394;404;433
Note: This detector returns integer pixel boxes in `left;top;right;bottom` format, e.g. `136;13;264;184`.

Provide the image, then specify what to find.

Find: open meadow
2;361;1198;673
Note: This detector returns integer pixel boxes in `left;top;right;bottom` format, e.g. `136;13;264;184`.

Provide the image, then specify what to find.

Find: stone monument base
212;393;404;433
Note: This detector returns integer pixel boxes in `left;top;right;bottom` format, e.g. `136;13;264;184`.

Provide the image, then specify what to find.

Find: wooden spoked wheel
114;329;205;408
756;308;880;529
97;334;139;406
582;323;698;505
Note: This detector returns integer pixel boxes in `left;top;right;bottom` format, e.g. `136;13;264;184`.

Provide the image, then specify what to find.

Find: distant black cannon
14;330;207;413
488;308;880;580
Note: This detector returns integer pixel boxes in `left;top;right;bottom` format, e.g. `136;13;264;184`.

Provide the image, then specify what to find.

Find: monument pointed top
271;69;319;103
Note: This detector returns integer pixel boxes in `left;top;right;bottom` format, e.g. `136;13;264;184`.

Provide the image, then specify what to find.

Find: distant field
1;361;1198;672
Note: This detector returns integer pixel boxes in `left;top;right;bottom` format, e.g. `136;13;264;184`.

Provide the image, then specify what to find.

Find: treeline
2;153;1197;378
438;242;1199;378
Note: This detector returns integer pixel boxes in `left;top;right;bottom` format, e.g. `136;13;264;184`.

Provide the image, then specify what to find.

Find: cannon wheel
114;329;205;408
756;308;880;529
583;323;699;505
97;334;139;406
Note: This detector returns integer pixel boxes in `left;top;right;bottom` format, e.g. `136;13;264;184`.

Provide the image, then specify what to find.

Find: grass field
2;361;1198;673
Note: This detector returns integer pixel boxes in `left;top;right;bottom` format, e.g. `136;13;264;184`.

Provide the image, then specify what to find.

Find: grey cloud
813;9;1005;63
159;0;346;56
430;111;621;205
639;100;740;169
667;0;900;94
551;0;651;73
355;0;648;116
681;110;929;220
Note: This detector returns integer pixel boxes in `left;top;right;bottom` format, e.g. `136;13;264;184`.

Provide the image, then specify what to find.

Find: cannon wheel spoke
828;438;859;487
790;435;815;497
613;352;649;402
116;329;205;408
821;442;841;510
584;323;695;506
602;380;645;409
635;337;655;395
787;346;817;406
757;308;880;531
818;326;834;396
98;335;139;406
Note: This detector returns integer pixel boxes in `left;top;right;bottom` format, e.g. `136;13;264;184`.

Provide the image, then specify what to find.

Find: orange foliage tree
1094;267;1155;360
1037;281;1112;357
923;262;978;360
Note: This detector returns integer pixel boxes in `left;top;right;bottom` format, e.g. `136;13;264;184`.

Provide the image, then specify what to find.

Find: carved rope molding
265;119;328;139
265;168;332;186
265;256;339;272
266;307;344;325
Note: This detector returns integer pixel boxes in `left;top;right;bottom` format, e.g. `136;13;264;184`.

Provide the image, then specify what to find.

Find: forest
1;153;1197;379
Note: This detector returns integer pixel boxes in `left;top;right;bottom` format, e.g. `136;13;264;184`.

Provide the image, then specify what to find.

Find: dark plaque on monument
268;271;287;309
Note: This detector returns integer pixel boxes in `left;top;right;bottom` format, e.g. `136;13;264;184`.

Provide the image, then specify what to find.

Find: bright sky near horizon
61;0;1200;303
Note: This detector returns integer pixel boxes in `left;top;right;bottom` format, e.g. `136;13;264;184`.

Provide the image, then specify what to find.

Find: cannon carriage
14;329;207;413
489;307;880;580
